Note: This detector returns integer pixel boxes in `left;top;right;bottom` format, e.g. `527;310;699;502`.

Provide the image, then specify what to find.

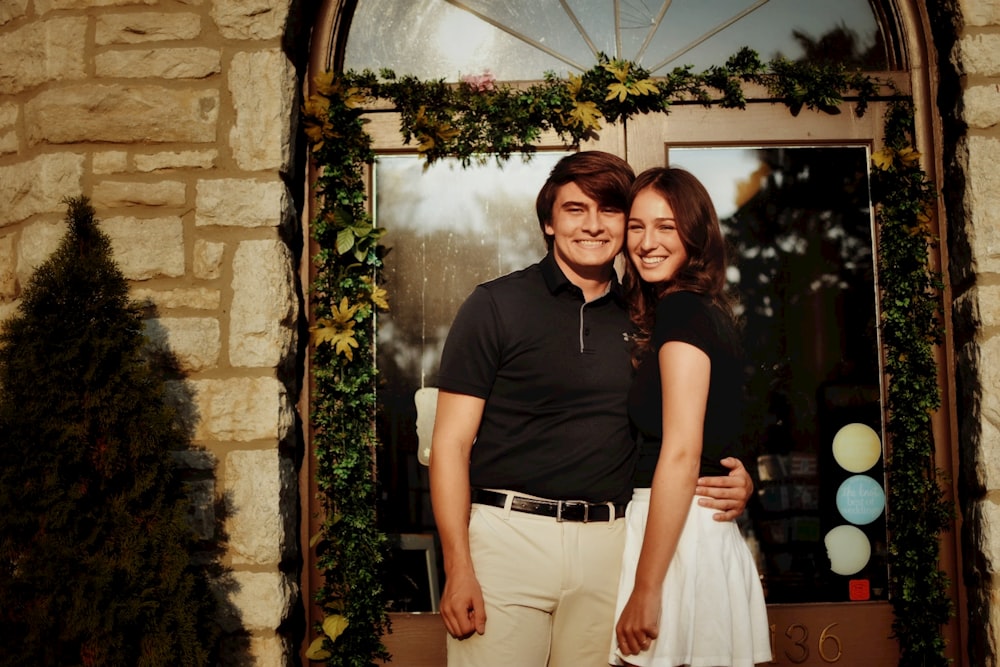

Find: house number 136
772;623;843;663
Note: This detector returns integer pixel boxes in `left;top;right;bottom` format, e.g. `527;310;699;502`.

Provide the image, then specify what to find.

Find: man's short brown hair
535;151;635;250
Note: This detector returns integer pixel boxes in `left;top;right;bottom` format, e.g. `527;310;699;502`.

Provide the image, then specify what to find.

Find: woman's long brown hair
622;167;739;364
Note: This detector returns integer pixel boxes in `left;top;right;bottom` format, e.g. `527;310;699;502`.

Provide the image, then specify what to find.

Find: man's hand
695;456;754;521
439;567;487;639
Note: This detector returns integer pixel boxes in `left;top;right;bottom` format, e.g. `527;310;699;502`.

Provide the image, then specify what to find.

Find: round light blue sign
836;475;885;525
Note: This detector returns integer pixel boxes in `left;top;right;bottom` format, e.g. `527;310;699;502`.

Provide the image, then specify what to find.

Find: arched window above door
343;0;898;82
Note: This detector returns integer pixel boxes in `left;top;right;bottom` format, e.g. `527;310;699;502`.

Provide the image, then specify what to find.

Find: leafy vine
872;99;953;665
302;49;951;666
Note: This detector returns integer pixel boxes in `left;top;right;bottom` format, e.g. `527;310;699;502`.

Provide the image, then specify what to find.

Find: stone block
980;497;1000;575
229;49;297;172
0;100;19;153
189;376;294;442
211;0;289;41
34;0;155;10
195;177;290;228
94;11;201;44
193;239;225;279
100;215;185;279
92;179;186;208
25;84;218;145
965;84;1000;129
144;316;221;373
0;0;29;26
214;570;296;633
135;149;218;172
224;448;295;565
0;153;85;227
0;233;16;299
17;218;65;282
978;285;1000;327
966;135;1000;272
92;151;129;174
95;47;221;79
0;17;86;95
960;33;1000;76
132;286;222;310
962;0;1000;26
982;335;1000;431
0;129;15;156
230;239;297;368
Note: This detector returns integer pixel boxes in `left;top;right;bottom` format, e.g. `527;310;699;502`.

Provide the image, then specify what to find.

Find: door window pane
372;154;566;611
345;0;887;81
673;146;887;603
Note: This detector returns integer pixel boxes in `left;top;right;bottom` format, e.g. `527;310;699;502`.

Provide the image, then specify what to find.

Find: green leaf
336;228;355;255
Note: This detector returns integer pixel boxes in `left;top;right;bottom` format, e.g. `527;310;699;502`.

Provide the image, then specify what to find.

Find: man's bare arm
429;391;487;638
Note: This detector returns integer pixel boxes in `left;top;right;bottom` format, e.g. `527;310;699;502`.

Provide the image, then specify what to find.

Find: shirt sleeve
436;285;503;399
651;291;716;358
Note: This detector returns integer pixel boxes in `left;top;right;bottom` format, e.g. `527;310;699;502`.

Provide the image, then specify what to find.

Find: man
429;151;753;667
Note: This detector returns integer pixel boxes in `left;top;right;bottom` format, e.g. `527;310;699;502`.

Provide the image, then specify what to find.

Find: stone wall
936;0;1000;662
0;0;305;664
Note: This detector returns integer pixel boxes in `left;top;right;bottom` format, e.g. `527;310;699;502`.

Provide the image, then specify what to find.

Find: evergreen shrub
0;197;219;666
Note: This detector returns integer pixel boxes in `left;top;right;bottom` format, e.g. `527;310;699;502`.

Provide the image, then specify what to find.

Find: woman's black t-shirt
628;291;745;486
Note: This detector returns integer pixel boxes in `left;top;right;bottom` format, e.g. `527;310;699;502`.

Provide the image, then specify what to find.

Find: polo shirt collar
539;252;625;304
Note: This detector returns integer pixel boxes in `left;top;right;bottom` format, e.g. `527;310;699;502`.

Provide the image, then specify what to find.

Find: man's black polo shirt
437;253;635;504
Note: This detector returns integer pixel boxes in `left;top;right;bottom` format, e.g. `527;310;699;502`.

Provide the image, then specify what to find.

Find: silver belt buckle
557;500;588;522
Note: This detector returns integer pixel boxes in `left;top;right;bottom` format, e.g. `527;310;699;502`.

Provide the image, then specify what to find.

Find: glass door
623;102;909;664
372;151;569;610
368;137;903;667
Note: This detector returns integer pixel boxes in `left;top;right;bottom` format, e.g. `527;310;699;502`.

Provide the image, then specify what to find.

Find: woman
609;167;771;667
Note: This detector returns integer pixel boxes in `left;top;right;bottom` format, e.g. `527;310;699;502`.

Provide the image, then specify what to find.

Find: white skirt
608;489;772;667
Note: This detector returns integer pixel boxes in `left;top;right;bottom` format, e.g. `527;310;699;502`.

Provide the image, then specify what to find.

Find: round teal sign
836;475;885;525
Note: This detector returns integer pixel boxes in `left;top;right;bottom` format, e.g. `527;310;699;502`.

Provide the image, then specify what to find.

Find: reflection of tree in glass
780;22;888;70
376;193;543;390
722;147;878;456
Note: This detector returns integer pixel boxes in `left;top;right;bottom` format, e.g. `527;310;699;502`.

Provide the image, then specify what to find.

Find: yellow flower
301;95;334;149
323;614;349;641
872;145;922;171
312;70;337;97
603;60;631;82
871;148;894;171
603;60;658;102
569;100;603;131
369;285;389;311
898;146;922;165
304;614;349;660
360;275;390;311
310;297;362;360
567;73;584;97
412;106;460;155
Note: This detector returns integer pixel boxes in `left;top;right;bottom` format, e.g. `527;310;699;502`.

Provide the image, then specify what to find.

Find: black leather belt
471;489;626;523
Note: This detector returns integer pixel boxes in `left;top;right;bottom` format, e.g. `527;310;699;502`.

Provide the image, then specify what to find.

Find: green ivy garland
302;48;952;666
873;99;954;664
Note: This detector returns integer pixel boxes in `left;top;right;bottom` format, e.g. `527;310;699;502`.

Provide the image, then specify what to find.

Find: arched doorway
304;2;963;664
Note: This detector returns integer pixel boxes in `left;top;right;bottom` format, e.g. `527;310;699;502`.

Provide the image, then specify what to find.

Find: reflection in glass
674;146;887;604
344;0;887;81
372;153;566;609
370;145;888;607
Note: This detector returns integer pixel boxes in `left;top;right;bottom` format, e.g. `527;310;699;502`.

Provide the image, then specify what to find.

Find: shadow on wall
144;312;255;666
0;198;245;665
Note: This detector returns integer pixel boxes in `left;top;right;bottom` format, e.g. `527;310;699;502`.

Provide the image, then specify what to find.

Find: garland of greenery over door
301;47;952;666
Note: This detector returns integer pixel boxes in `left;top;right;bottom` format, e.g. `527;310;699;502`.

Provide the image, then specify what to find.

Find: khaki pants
447;494;626;667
